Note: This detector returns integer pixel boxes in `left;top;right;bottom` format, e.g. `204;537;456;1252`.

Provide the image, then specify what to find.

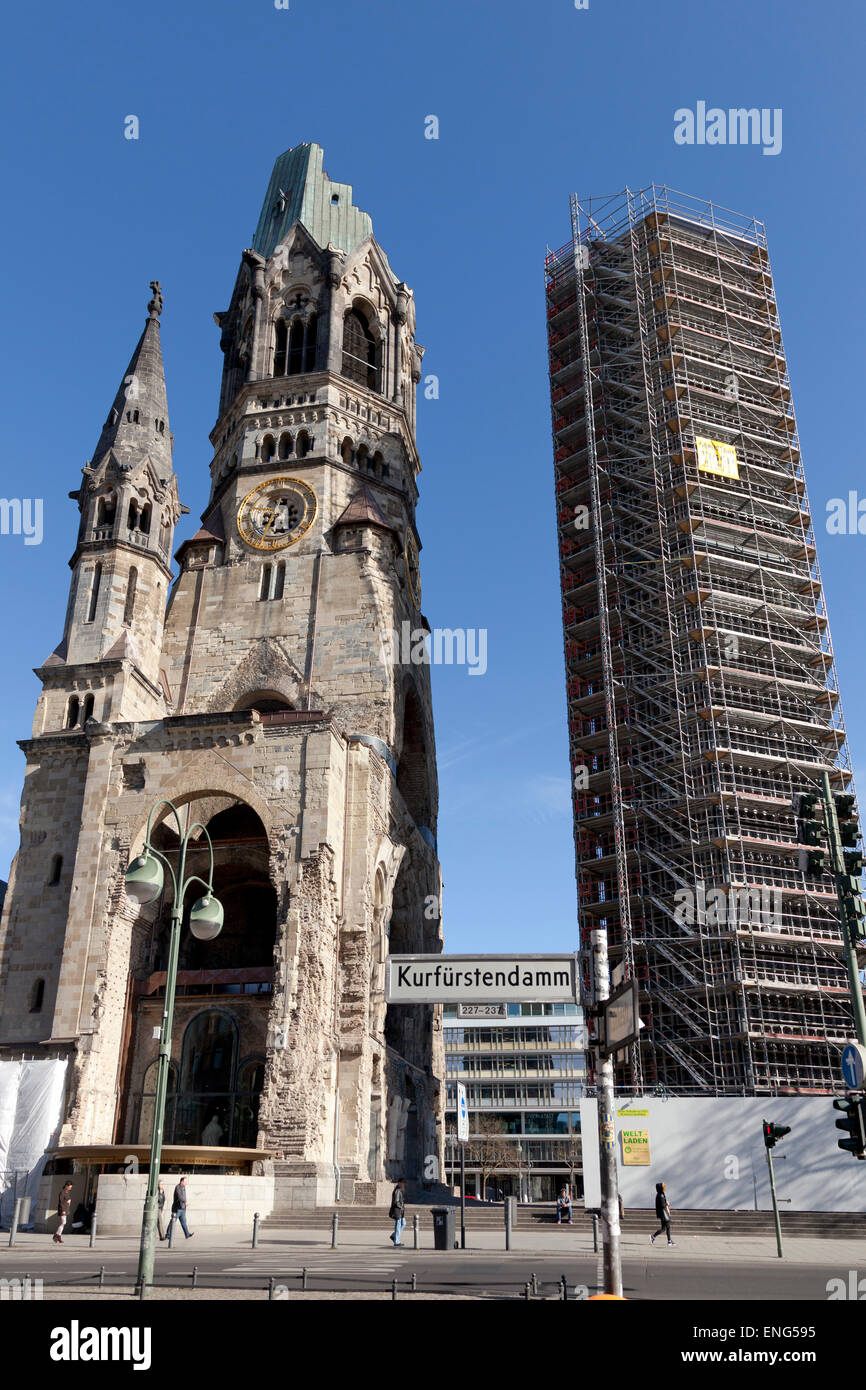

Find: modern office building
546;186;859;1098
443;1003;586;1200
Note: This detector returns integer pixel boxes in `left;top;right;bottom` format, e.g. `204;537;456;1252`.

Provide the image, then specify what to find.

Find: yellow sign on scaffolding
621;1129;651;1165
696;435;739;480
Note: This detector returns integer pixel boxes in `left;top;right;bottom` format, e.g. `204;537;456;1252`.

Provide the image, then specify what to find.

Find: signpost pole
460;1143;466;1250
591;928;623;1298
764;1140;784;1260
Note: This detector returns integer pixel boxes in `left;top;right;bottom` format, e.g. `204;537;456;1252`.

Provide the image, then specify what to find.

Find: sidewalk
4;1225;864;1265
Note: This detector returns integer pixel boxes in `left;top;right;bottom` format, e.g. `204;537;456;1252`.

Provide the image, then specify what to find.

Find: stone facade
0;143;445;1205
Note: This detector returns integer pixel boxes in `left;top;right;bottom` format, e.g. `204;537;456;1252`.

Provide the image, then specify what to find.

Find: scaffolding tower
545;185;858;1096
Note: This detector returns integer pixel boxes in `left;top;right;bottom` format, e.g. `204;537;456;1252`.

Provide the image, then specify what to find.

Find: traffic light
834;793;861;847
794;792;827;876
833;1096;866;1159
762;1120;791;1149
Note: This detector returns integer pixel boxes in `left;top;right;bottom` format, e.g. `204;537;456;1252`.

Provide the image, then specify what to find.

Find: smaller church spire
89;282;172;475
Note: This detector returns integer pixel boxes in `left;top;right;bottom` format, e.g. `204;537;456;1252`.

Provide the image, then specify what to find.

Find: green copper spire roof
252;143;373;259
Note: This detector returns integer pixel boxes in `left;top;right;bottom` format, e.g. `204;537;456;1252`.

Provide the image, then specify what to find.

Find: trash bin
432;1207;457;1251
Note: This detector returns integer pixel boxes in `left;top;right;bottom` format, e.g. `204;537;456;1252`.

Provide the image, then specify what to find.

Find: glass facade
443;1002;588;1202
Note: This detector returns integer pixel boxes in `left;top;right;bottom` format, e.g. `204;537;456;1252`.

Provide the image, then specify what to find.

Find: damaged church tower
0;144;444;1207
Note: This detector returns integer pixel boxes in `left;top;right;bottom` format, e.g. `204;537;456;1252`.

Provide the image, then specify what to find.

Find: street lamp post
124;800;224;1296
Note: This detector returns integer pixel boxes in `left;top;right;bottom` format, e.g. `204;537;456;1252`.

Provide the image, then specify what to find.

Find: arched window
288;319;304;375
274;320;288;376
259;564;272;601
341;437;354;466
137;1060;178;1144
235;1057;266;1148
123;567;138;625
278;432;292;461
296;430;310;460
304;315;318;372
29;979;45;1013
373;451;388;480
82;693;95;723
96;494;116;527
356;444;369;472
127;500;139;530
342;307;379;391
273;561;285;601
49;854;63;885
176;1011;238;1147
65;696;80;729
87;563;102;623
261;434;276;463
139;504;151;534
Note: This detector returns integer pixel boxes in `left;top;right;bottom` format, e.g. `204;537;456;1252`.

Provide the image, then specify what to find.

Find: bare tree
466;1116;514;1198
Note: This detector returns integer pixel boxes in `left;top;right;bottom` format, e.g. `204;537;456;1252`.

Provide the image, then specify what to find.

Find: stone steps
262;1203;866;1237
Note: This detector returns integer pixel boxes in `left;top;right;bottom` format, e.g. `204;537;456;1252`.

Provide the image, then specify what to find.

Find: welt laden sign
385;954;579;1005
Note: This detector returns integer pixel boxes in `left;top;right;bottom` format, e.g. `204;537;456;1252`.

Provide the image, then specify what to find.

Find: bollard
99;1265;105;1289
331;1213;339;1249
560;1275;568;1301
523;1281;531;1300
8;1197;23;1247
89;1217;98;1249
413;1213;420;1250
391;1278;398;1301
411;1272;417;1293
268;1276;275;1301
191;1265;198;1289
252;1212;260;1249
168;1217;176;1249
138;1281;146;1301
505;1200;512;1252
531;1271;539;1297
592;1211;599;1253
301;1266;307;1290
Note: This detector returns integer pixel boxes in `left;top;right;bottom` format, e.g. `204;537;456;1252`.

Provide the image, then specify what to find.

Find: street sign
598;980;641;1057
457;1002;507;1019
456;1082;469;1143
385;953;579;1004
841;1042;866;1090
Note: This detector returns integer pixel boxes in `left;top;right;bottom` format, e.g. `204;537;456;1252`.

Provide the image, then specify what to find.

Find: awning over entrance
47;1144;273;1174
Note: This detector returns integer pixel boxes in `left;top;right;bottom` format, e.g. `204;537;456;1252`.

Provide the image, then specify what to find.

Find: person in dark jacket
167;1176;194;1240
157;1180;167;1241
53;1182;73;1244
388;1179;406;1246
650;1181;675;1246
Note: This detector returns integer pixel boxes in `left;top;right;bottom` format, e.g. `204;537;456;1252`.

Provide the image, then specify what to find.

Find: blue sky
0;0;864;955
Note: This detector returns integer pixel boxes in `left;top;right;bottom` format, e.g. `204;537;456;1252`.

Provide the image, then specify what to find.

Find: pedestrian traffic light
762;1120;791;1149
833;1096;866;1159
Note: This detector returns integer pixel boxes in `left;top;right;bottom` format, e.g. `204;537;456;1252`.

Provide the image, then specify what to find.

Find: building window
259;564;272;601
123;567;138;625
82;693;95;723
29;979;45;1012
278;432;292;460
274;320;288;376
288;319;304;375
48;854;63;885
342;307;379;391
65;696;80;729
296;430;310;459
261;434;276;463
87;564;102;623
273;561;285;600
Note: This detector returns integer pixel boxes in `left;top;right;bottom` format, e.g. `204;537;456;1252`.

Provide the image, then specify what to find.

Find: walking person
157;1180;167;1241
53;1182;73;1244
388;1178;406;1247
650;1181;675;1247
167;1176;194;1240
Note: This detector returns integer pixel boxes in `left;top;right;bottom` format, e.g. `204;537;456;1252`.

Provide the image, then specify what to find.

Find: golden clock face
403;529;421;609
236;476;317;551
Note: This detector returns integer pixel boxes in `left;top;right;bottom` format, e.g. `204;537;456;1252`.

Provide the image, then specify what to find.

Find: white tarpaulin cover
0;1059;67;1227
